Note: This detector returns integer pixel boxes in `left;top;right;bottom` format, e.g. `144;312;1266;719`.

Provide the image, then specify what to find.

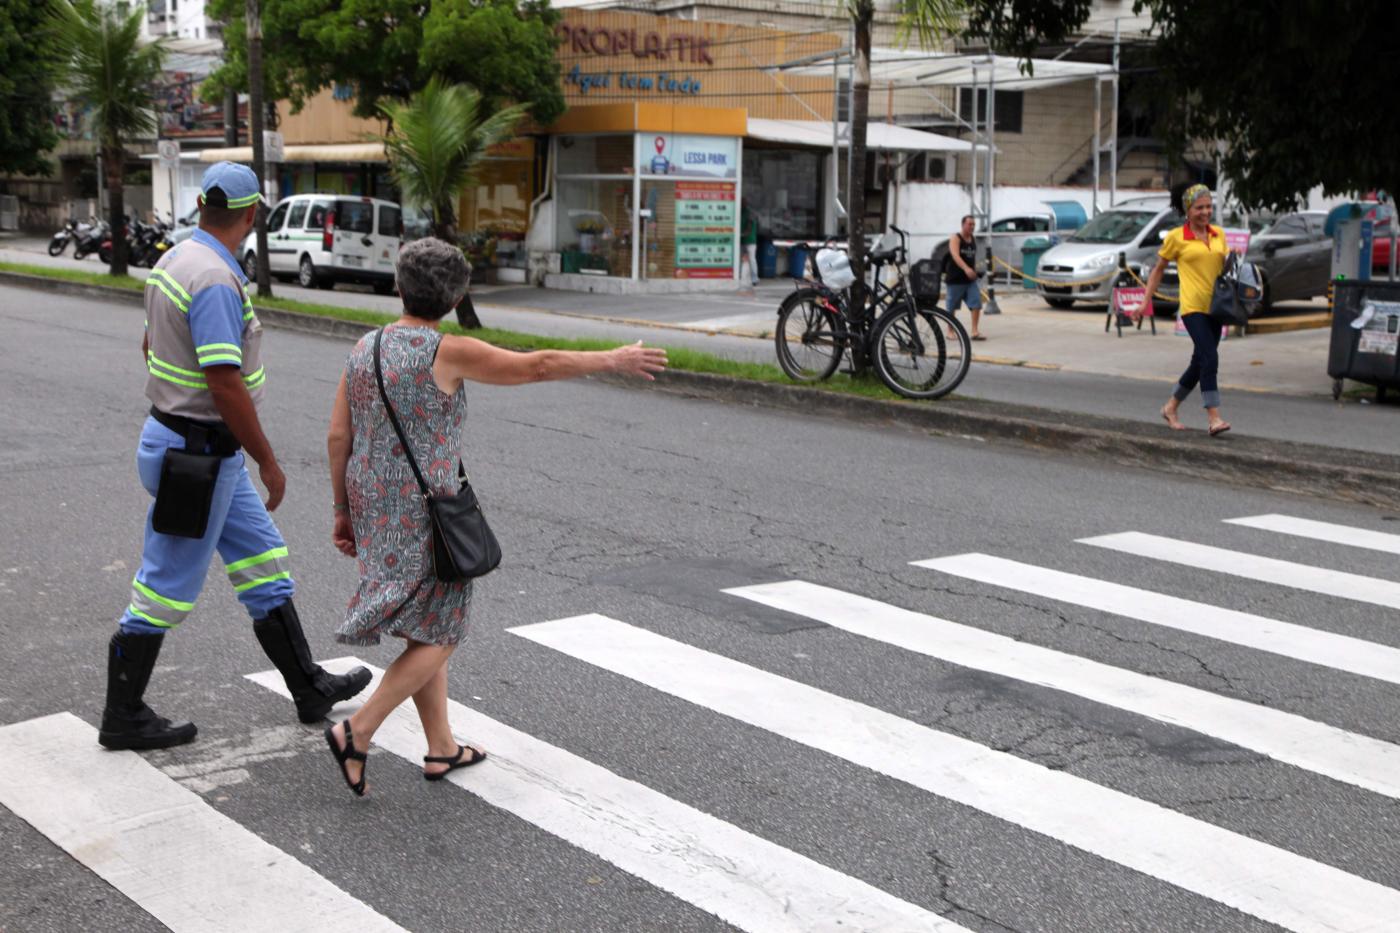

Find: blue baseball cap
199;161;267;209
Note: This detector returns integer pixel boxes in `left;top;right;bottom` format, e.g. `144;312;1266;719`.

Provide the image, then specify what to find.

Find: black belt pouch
152;449;222;538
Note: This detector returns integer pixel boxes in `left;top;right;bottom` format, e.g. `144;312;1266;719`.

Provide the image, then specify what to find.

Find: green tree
379;78;524;328
49;0;166;277
834;0;961;369
0;2;61;176
957;0;1400;211
378;77;525;244
202;0;563;123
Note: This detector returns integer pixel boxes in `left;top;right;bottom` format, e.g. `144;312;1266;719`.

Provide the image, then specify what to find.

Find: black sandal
324;721;367;797
422;743;487;781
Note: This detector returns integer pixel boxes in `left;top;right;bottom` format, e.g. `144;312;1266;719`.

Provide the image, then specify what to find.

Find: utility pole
246;0;272;297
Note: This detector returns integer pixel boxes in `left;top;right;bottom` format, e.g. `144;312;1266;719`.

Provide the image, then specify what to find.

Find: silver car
1035;199;1182;309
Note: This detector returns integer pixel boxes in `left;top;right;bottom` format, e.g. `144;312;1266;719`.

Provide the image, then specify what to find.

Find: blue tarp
1043;200;1087;231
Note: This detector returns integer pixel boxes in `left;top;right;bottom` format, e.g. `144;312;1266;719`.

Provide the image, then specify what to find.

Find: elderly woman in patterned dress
323;238;667;796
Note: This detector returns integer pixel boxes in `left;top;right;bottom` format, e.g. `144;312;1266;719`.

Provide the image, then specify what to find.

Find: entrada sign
557;25;715;65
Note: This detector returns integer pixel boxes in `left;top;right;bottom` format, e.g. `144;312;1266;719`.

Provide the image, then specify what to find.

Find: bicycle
774;226;971;400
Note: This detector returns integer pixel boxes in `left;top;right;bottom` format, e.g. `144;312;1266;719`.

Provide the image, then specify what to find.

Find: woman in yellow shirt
1144;184;1232;436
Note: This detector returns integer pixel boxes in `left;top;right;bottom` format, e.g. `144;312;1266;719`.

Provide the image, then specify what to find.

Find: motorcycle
71;218;108;260
48;218;79;256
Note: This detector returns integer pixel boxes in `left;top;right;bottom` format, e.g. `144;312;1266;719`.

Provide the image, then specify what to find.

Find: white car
241;193;402;293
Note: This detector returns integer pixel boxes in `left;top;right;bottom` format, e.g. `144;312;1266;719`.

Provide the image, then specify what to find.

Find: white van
241;193;402;293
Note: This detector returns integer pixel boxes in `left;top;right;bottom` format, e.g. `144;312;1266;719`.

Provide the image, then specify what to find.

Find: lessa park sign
558;24;714;97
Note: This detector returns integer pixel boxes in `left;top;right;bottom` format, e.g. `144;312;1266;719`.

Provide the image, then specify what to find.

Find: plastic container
788;245;809;278
758;239;778;279
1020;236;1053;289
1328;280;1400;400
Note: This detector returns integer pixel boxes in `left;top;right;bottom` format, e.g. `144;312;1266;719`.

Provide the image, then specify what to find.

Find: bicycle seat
867;247;898;264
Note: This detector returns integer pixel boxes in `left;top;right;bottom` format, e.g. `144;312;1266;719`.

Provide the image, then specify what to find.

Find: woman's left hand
333;512;356;557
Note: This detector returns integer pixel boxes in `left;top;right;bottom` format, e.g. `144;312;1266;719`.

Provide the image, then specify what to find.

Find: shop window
556;135;633;176
459;158;533;237
958;88;1023;134
557;178;633;277
641;179;737;281
741;148;820;239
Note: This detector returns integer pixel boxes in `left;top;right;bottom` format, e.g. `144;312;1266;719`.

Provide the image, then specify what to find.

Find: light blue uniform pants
119;417;295;635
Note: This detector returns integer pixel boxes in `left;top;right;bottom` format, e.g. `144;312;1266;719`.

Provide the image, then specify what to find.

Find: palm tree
378;78;525;245
835;0;961;343
49;0;167;278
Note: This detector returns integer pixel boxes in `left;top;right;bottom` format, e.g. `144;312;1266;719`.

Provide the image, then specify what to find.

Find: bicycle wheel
874;300;971;399
775;288;843;382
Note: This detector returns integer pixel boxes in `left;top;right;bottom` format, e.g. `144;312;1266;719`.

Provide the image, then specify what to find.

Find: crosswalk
3;511;1398;932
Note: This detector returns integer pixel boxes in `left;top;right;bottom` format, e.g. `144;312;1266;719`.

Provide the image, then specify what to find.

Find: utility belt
149;407;239;539
150;406;241;457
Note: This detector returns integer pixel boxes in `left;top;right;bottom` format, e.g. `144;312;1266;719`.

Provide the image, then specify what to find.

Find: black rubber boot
98;631;198;750
253;600;371;724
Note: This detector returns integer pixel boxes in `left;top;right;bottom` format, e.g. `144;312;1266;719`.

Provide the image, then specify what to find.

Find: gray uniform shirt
144;228;265;421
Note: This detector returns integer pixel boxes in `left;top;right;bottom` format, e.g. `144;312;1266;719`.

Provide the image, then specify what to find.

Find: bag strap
372;327;432;499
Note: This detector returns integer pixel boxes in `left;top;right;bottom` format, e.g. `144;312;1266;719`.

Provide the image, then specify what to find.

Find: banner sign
1111;285;1150;319
640;134;737;178
674;181;735;278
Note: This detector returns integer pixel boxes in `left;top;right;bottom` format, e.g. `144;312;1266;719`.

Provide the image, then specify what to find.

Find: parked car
240;193;402;293
166;207;201;246
1034;198;1182;309
929;201;1088;279
1244;211;1330;310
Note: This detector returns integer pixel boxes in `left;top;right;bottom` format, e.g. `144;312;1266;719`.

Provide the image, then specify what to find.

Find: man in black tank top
943;214;985;339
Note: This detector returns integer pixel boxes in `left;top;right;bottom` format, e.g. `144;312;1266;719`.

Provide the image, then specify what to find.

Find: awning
747;118;973;153
198;143;386;163
775;49;1114;92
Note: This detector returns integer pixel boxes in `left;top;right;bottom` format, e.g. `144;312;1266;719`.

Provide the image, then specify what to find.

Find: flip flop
423;743;487;781
970;335;987;341
1209;421;1232;437
324;721;367;797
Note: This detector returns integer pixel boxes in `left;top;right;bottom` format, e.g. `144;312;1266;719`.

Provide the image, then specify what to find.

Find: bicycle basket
910;258;942;302
815;248;855;289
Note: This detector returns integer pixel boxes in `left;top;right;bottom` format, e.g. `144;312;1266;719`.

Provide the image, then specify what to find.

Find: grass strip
0;260;908;400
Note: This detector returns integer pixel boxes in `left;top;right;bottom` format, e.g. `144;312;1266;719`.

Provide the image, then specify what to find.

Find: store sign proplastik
559;24;714;97
640;135;737;179
675;181;736;279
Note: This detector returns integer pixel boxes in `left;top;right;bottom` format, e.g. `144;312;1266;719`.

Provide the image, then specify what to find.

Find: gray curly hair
396;237;471;320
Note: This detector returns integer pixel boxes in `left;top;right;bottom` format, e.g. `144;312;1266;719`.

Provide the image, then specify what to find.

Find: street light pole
246;0;273;297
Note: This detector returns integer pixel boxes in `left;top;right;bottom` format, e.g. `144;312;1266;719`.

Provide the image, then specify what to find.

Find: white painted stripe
725;580;1400;800
1226;514;1400;556
914;554;1400;687
247;659;959;933
0;713;404;933
680;312;769;330
1080;531;1400;611
511;615;1400;933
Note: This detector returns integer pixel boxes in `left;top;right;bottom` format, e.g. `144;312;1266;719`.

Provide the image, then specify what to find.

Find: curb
6;268;1397;510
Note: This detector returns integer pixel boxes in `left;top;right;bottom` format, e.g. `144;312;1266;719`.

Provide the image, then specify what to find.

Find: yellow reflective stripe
132;579;194;612
145;268;191;308
199;354;242;366
148;362;208;390
232;571;291;593
196;342;242;355
146;275;188;313
148;353;205;380
126;606;178;629
226;192;261;208
225;546;289;575
243;368;266;389
242;308;256;322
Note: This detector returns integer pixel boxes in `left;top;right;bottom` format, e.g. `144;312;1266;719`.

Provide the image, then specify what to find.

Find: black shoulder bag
373;327;501;582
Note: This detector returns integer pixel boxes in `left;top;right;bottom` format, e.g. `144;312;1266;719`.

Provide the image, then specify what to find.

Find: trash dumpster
788;245;810;278
1328;280;1400;400
1020;236;1052;289
758;239;778;279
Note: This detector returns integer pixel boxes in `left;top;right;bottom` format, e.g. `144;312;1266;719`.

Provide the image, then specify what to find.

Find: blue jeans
945;281;983;313
1174;313;1222;408
119;417;296;635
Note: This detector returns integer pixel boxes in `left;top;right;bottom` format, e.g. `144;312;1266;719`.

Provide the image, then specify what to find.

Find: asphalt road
3;286;1400;932
6;241;1396;457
